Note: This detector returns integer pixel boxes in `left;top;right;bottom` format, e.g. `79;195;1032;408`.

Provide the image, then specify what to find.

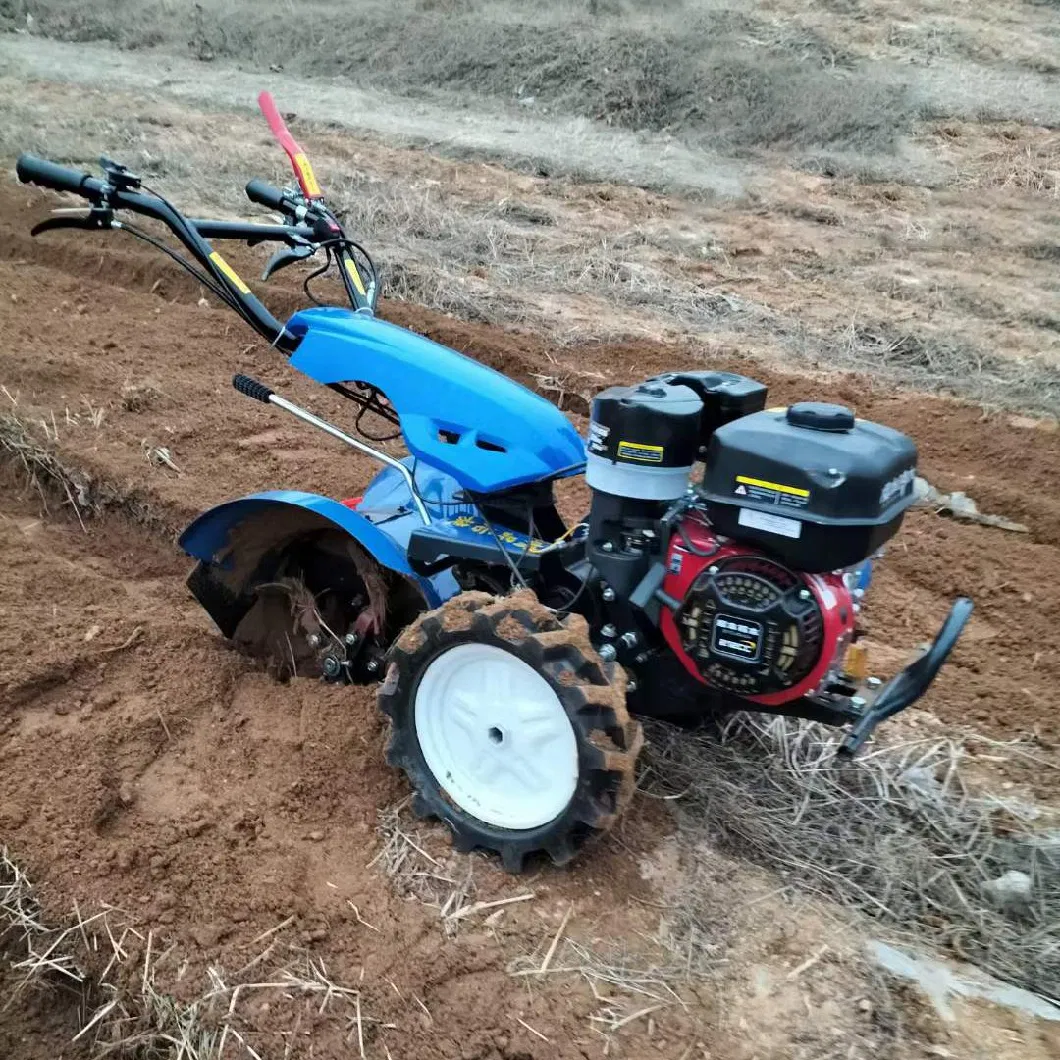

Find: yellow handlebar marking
209;251;251;295
293;152;322;198
344;256;367;297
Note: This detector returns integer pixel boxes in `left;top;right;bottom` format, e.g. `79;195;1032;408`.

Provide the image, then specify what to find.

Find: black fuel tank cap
786;402;855;432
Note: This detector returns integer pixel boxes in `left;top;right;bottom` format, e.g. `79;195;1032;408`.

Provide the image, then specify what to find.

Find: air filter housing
586;380;703;501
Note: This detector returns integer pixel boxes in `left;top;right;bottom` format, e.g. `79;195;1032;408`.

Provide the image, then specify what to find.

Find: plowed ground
1;180;1058;1059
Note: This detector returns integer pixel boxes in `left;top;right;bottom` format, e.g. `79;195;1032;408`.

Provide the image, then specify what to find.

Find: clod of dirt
982;870;1033;906
914;476;1029;533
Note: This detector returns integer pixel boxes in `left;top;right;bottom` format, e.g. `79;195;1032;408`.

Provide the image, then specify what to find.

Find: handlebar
16;117;378;347
190;219;315;246
245;178;291;215
16;151;301;352
16;155;106;199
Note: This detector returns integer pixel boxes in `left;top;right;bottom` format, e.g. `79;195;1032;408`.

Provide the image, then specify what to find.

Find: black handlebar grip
232;374;275;403
245;178;290;213
16;153;101;197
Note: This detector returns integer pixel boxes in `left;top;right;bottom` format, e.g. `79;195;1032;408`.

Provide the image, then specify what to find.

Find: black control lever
99;155;141;191
31;208;114;236
261;243;315;280
838;596;974;757
232;374;275;403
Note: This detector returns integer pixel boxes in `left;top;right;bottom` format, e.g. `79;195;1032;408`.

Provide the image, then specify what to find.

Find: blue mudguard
179;490;446;637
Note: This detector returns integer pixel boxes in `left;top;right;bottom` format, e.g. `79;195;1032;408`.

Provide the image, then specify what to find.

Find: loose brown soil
1;176;1058;1058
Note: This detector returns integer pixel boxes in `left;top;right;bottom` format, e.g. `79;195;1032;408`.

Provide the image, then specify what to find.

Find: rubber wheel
379;591;643;872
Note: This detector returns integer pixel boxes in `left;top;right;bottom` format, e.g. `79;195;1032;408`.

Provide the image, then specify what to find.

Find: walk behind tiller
17;94;972;870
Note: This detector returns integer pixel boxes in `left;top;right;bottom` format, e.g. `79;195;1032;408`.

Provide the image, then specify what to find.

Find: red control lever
257;91;324;200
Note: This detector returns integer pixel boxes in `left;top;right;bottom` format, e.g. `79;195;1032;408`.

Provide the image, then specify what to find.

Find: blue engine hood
287;308;585;493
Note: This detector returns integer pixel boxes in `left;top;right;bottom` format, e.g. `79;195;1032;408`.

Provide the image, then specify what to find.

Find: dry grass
0;409;96;527
0;408;186;537
3;67;1058;415
806;319;1060;417
642;715;1060;1000
1;846;392;1059
4;0;914;155
371;799;538;937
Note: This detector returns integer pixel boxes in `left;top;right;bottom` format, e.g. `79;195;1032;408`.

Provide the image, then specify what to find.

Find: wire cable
115;222;240;309
302;246;334;306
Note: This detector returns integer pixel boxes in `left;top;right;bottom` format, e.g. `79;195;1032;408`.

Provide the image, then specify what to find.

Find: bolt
620;631;638;650
344;632;359;646
828;467;840;476
366;659;380;673
322;656;342;679
598;644;617;662
627;678;638;693
850;695;867;709
307;633;321;649
601;585;616;602
708;565;719;575
866;676;882;688
798;588;812;601
600;541;615;553
600;624;617;639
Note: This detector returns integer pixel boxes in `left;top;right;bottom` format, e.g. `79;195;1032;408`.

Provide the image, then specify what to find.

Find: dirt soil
1;171;1059;1060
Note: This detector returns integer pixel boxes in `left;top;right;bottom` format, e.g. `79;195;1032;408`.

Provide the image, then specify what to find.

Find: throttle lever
261;243;315;280
31;208;115;237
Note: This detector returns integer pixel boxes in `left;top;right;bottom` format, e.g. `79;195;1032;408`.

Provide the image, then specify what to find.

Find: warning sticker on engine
734;474;810;510
617;440;664;463
711;614;763;662
738;507;802;539
587;421;610;454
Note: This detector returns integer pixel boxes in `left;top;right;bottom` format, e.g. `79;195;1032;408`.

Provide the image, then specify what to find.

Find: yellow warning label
344;256;367;296
735;475;810;498
293;152;322;197
209;251;251;295
617;440;664;464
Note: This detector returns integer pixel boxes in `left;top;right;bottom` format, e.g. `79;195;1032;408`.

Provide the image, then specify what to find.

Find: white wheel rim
413;643;579;830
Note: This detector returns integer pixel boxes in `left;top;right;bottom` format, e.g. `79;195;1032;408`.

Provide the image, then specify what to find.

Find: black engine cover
699;403;918;571
675;555;824;696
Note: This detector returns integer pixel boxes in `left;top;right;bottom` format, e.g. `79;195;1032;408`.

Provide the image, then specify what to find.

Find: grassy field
5;0;1059;163
3;11;1057;414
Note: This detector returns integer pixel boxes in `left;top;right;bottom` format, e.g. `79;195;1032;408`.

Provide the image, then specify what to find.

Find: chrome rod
269;393;430;524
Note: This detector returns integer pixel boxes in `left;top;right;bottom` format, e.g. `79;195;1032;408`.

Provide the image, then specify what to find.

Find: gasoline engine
584;372;923;729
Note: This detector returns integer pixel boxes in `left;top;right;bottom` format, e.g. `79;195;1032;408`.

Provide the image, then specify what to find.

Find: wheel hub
413;643;578;830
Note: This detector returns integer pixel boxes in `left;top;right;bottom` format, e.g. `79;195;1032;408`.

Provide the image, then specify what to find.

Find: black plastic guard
839;596;974;756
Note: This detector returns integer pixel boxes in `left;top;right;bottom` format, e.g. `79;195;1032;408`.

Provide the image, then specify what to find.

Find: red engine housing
660;515;855;707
